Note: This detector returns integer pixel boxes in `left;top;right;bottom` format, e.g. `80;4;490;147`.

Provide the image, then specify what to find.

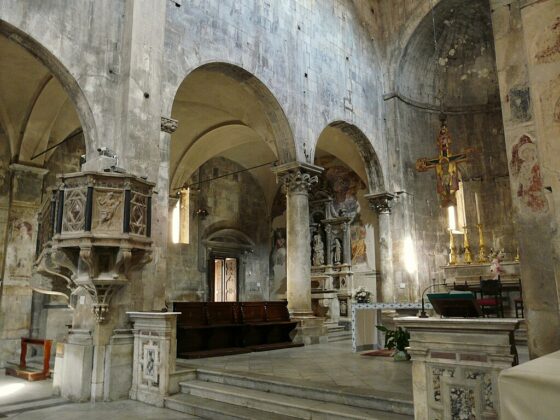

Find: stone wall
167;157;269;303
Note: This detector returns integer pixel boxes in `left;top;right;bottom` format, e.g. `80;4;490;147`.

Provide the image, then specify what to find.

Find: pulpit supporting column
272;162;327;344
396;317;519;420
365;192;395;302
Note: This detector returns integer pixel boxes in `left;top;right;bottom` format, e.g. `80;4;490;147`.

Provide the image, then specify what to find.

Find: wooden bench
241;301;301;351
174;301;302;359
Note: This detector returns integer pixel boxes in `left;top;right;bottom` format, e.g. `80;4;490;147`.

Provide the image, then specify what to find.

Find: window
171;188;190;244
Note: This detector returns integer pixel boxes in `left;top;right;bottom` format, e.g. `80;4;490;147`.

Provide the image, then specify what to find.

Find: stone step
165;393;296;420
192;368;413;416
327;335;352;343
0;397;70;416
178;379;411;420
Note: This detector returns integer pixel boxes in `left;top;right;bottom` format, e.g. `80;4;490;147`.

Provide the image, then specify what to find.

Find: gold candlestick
515;247;520;262
449;229;457;265
463;226;473;264
477;223;488;263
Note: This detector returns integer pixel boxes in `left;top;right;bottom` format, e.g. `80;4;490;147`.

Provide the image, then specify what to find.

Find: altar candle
475;192;481;225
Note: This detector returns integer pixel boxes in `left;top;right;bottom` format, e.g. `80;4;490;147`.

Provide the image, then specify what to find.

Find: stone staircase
327;324;352;343
164;368;413;419
0;396;70;417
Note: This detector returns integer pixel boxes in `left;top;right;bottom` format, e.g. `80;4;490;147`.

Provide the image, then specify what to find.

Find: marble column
273;162;322;316
365;192;395;303
0;164;48;367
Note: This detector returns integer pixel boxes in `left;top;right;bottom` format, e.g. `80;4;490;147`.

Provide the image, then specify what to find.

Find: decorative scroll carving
365;192;395;214
160;117;178;134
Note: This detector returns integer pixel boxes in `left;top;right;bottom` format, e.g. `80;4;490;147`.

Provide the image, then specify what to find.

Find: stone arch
169;61;296;191
314;121;385;193
0;19;97;157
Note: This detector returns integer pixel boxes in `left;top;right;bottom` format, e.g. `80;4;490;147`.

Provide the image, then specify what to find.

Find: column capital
365;192;395;214
272;161;323;195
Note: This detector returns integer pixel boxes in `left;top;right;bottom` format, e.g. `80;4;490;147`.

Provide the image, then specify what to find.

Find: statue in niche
312;233;325;266
333;238;342;265
97;192;121;226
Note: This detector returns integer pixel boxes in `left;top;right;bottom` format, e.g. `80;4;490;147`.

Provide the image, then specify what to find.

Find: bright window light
403;236;417;275
171;200;180;244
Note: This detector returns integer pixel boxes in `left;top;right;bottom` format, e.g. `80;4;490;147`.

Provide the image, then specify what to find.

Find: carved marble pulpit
35;171;155;323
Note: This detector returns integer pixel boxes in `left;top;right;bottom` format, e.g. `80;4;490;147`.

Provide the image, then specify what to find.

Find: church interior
0;0;559;418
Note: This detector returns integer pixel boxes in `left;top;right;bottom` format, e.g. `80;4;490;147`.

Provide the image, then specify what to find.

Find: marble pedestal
396;317;519;420
128;312;179;407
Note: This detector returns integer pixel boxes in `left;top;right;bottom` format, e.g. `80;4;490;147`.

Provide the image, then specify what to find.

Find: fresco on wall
535;16;560;64
510;135;548;213
269;228;287;298
323;165;363;219
320;163;369;266
6;218;34;277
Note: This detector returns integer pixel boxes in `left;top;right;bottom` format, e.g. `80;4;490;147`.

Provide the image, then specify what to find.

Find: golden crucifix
416;114;475;208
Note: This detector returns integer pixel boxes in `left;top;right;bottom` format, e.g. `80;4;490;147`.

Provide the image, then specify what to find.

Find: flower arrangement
353;286;371;303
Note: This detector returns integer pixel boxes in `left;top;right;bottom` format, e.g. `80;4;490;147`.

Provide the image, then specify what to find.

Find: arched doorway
167;62;295;303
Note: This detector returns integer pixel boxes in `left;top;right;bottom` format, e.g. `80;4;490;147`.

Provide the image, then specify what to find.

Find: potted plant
376;325;411;361
353;286;371;304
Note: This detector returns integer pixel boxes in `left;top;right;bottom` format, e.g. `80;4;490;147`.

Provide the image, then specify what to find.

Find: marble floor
0;372;199;419
178;339;414;400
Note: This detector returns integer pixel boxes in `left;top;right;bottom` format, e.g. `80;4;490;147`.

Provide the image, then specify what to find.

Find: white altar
351;302;431;352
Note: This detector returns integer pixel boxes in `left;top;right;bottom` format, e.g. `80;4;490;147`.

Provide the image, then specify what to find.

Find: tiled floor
179;339;414;400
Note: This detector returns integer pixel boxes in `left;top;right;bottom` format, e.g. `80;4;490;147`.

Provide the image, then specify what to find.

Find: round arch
0;20;97;157
169;62;295;182
314;121;385;193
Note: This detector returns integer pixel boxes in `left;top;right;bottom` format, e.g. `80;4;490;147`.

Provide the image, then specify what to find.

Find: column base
290;315;328;345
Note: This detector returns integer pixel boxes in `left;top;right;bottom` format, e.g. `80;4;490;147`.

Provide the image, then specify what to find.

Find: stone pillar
0;164;48;367
128;311;179;407
272;162;322;316
396;317;519;420
490;0;560;358
365;192;395;303
272;162;327;344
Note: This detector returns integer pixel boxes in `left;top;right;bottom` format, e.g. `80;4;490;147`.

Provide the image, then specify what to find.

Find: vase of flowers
353;286;371;304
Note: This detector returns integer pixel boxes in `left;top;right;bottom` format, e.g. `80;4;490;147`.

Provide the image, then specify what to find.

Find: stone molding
160;117;178;134
365;192;395;214
271;161;323;195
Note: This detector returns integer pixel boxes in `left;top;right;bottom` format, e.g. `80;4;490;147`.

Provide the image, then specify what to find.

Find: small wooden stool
5;337;53;381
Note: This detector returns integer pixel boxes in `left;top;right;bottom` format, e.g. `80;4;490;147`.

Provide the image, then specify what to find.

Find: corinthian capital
271;161;323;195
365;192;395;214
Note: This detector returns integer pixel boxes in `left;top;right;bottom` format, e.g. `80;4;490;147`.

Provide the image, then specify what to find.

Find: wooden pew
174;301;302;359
